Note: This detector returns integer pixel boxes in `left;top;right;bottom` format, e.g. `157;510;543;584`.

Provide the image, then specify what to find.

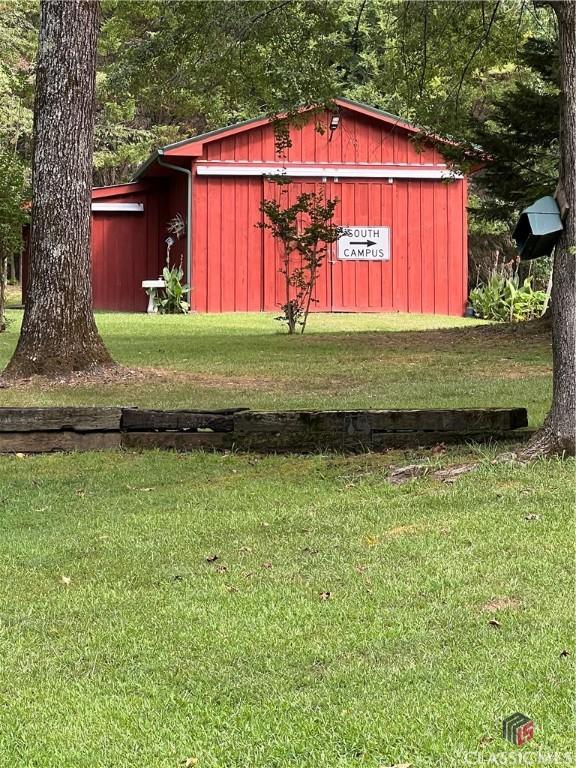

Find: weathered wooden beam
0;407;122;432
122;432;234;451
121;408;247;432
232;430;371;453
370;428;534;449
368;408;528;432
0;407;531;454
0;431;121;453
233;410;348;434
234;408;528;434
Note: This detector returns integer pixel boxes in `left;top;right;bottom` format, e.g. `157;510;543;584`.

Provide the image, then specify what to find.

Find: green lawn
4;283;22;307
0;310;551;425
0;311;572;768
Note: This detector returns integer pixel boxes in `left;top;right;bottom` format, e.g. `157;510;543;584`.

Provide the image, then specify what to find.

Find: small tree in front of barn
259;181;342;334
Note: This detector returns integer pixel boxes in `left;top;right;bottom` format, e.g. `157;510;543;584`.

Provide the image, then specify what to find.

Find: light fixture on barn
328;112;340;142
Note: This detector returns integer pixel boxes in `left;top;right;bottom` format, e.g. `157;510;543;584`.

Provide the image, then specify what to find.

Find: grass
0;310;551;425
0;310;572;767
4;283;22;307
0;449;573;767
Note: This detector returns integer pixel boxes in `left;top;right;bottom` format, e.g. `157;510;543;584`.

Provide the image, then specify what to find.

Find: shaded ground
0;311;551;426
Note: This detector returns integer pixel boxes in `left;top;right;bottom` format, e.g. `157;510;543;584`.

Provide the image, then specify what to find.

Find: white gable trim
91;202;144;212
195;164;462;180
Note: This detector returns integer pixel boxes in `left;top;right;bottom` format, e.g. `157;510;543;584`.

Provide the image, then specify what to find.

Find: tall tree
524;1;576;456
4;0;112;377
467;35;559;226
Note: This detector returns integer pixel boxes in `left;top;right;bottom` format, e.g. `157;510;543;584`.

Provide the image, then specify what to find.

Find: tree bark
0;253;6;333
523;0;576;457
4;0;113;377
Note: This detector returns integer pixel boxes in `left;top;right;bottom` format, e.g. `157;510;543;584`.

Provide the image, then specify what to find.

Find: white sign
337;226;390;261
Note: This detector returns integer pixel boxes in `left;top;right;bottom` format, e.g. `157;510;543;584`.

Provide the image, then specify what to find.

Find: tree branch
453;1;501;112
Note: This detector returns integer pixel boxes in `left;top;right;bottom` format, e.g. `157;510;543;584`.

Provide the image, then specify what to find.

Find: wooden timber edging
0;406;530;454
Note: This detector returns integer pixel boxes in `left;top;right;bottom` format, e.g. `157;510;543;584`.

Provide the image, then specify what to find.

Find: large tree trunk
523;1;576;457
4;0;113;378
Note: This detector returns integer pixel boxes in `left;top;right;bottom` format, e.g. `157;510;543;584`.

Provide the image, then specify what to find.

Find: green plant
470;274;548;322
259;180;343;334
152;262;190;314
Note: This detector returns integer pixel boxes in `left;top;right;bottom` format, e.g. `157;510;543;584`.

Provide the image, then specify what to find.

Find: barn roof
132;98;425;181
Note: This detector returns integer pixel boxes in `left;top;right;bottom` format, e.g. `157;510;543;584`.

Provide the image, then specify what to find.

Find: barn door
262;178;332;313
330;180;394;312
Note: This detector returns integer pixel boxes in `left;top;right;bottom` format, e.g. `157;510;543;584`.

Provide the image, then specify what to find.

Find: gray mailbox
512;195;563;260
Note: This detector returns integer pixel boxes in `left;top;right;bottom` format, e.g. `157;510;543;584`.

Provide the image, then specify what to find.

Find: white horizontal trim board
195;164;463;180
91;202;144;212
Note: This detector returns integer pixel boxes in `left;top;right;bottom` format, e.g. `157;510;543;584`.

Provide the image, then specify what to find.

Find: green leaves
469;274;548;322
259;183;343;334
155;264;191;315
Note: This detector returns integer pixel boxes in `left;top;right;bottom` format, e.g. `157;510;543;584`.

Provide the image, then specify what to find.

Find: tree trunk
3;0;113;377
523;1;576;457
7;252;16;284
0;253;6;333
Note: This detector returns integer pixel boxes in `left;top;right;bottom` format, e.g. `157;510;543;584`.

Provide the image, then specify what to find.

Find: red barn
51;98;469;314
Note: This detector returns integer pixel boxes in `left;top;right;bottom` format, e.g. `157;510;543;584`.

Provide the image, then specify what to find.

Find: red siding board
433;183;449;315
234;178;247;311
407;182;422;313
207;179;223;311
462;180;469;312
447;181;466;316
420;183;436;314
193;176;208;312
367;184;381;308
392;182;409;312
382;183;394;311
221;178;236;311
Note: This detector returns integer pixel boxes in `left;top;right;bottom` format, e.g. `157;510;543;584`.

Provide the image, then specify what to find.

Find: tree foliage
0;1;552;231
0;0;35;288
465;35;559;226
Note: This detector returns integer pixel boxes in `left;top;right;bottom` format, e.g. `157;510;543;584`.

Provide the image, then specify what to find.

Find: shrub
258;179;343;334
469;274;548;322
154;263;191;314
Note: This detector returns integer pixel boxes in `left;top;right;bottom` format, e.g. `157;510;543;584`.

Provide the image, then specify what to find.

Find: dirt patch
475;363;552;380
383;523;431;538
308;321;551;354
181;370;286;391
481;596;523;612
0;365;288;392
0;364;138;389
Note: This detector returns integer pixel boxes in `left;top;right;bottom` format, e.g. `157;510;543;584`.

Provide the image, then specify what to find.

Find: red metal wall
192;176;264;313
91;185;163;312
190;107;468;315
157;174;187;274
22;184;163;312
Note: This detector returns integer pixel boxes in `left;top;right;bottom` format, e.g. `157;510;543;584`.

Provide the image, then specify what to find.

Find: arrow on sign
350;239;377;247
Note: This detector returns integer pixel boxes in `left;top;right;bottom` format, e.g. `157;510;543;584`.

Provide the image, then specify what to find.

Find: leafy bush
153;263;190;314
258;180;343;334
469;274;548;322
